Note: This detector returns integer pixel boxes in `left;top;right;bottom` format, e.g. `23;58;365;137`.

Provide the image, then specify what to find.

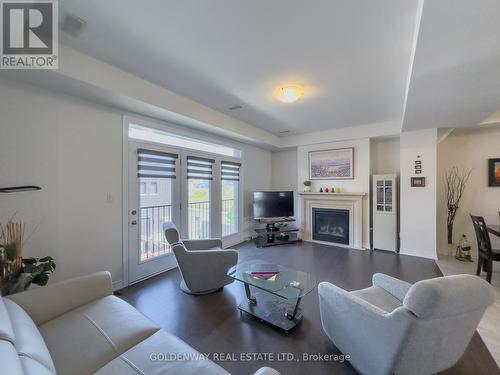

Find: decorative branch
444;167;472;244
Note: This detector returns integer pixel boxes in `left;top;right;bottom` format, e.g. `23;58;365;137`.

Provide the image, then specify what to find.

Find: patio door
128;141;180;283
183;154;218;240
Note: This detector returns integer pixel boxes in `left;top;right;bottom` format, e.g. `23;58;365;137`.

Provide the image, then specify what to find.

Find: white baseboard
399;247;437;260
112;280;126;291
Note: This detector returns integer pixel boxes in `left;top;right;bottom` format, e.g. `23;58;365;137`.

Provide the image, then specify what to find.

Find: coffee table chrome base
238;289;303;333
244;282;257;304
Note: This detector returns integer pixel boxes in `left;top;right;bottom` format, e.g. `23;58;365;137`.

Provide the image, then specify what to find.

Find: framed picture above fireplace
309;147;354;180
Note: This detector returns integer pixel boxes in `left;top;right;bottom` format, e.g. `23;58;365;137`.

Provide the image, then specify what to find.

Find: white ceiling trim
401;0;425;130
280;120;401;148
402;0;500;131
1;44;407;150
0;44;282;149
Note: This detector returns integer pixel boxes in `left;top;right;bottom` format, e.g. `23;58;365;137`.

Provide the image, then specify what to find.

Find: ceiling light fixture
274;84;305;103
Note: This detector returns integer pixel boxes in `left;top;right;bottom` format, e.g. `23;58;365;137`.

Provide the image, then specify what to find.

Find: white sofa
1;271;280;375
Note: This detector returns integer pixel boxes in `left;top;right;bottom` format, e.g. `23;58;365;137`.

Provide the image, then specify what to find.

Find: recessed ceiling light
274;84;305;103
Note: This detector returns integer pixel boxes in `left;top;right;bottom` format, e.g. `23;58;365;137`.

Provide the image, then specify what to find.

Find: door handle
131;220;137;225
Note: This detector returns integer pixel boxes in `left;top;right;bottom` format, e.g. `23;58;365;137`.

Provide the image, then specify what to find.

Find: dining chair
470;215;500;283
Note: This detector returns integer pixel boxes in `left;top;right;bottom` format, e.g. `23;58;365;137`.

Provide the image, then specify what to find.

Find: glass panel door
186;156;214;239
222;180;238;236
140;178;173;261
128;142;179;283
188;179;211;239
221;161;241;237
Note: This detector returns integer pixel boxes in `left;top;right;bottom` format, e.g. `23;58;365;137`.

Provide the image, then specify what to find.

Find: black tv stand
254;217;301;248
265;222;282;231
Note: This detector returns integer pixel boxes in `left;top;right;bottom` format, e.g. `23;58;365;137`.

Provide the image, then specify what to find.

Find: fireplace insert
312;208;349;245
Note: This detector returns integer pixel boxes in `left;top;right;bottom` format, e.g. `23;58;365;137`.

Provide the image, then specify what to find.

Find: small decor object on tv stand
277;233;290;241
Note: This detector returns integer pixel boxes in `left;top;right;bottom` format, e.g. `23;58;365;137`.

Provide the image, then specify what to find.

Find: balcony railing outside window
141;199;236;260
140;205;172;262
188;201;210;239
222;198;237;236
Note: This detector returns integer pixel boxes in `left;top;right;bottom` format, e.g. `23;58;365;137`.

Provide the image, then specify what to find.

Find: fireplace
312;208;350;245
300;192;365;249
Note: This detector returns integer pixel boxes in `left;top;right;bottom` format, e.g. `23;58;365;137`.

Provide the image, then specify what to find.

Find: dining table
487;224;500;237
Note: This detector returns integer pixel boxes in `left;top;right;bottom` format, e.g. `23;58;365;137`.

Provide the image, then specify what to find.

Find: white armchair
318;273;494;375
163;222;238;295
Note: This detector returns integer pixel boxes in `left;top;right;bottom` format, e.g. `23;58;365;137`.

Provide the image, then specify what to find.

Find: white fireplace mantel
299;192;367;249
299;192;367;197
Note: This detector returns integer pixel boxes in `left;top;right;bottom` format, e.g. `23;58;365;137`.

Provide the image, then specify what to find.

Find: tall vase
447;223;453;245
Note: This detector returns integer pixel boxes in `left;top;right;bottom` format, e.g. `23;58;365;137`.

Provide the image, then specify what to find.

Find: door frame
122;115;244;287
127;140;180;284
181;149;221;240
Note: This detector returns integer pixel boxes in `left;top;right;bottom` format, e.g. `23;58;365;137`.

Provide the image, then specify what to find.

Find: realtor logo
1;0;58;69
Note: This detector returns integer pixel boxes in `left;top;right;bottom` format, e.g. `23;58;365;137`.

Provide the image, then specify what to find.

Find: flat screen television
253;191;294;219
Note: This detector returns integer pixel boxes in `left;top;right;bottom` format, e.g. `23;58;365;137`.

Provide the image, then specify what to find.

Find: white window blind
221;161;241;181
187;156;215;180
137;149;178;179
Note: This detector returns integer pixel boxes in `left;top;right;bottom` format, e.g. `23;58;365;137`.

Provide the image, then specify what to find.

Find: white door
372;174;398;252
128;141;180;283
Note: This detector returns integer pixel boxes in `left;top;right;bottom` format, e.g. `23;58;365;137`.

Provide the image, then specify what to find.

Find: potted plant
0;220;56;296
303;180;311;192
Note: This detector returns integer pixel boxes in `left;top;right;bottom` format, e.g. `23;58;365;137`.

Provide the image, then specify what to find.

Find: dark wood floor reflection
119;241;499;375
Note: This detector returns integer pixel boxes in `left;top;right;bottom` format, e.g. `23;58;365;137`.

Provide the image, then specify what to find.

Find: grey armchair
163;222;238;295
318;273;494;375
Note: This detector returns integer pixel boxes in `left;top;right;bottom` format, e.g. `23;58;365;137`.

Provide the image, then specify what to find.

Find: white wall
370;137;400;175
0;79;124;286
0;79;271;285
297;139;371;248
270;149;299;222
437;127;500;257
271;150;298;191
399;129;437;259
370;137;400;248
241;144;272;239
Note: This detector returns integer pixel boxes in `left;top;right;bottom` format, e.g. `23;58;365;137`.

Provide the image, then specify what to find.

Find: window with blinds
137;149;178;179
221;161;241;181
187;156;215;180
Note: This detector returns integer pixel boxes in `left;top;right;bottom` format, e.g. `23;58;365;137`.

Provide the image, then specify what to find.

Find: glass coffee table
228;260;317;333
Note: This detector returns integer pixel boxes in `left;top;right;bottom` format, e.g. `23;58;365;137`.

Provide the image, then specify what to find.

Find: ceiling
55;0;500;138
58;0;419;136
402;0;500;131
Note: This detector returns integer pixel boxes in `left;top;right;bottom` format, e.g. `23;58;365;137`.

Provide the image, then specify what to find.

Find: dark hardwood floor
119;241;499;375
